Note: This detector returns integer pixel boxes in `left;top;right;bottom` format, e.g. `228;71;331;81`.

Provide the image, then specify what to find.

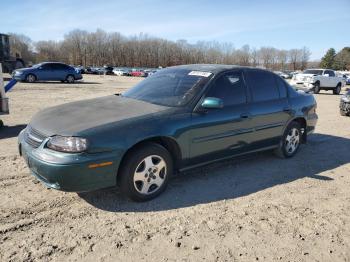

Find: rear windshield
303;70;323;75
123;68;212;107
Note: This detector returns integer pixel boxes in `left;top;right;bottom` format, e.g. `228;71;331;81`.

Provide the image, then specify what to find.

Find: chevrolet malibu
18;65;318;201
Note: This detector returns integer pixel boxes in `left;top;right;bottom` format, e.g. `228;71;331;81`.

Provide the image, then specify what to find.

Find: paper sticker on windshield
188;71;212;77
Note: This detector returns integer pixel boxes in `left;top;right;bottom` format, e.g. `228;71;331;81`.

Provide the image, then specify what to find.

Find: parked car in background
18;64;318;201
274;71;289;79
291;69;344;94
113;68;126;76
342;73;350;85
12;62;82;83
131;70;146;77
74;66;85;74
340;89;350;116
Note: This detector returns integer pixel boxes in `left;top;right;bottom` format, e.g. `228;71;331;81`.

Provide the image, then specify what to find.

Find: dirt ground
0;74;349;262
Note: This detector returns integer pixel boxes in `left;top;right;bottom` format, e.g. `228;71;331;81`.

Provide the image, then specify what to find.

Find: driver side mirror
201;97;224;109
38;66;43;70
324;73;329;77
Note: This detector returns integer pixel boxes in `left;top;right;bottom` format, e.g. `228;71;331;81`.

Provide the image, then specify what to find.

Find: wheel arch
116;136;182;185
285;117;307;143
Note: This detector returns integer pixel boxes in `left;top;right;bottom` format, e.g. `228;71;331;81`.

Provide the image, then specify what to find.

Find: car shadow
0;124;26;139
78;133;349;212
22;81;101;85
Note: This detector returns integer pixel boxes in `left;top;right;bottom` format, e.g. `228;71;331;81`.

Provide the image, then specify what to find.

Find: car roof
166;64;265;74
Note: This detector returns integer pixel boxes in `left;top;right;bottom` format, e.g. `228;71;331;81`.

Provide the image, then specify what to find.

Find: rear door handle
240;113;250;119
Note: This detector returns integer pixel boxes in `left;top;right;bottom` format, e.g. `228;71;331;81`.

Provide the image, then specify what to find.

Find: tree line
320;47;350;71
9;29;314;70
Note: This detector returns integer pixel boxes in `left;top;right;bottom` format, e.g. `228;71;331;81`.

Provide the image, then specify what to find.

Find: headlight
47;136;89;153
15;71;23;75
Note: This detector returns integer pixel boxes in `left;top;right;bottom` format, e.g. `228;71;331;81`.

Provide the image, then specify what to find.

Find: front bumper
75;74;83;80
18;130;121;192
12;74;26;81
291;80;315;90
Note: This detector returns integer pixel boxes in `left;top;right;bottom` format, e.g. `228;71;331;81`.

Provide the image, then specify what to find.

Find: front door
189;71;253;164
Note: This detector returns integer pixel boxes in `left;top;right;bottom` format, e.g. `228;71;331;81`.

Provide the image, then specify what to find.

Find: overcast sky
1;0;349;60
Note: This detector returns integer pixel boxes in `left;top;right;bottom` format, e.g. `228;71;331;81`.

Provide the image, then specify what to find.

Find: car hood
15;67;34;72
29;95;171;136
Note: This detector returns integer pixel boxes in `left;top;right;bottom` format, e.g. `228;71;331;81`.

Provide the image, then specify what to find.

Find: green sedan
18;64;318;201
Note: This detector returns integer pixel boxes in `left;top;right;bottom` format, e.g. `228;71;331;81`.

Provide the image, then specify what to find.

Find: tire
26;74;36;83
340;109;347;116
119;142;173;201
313;82;320;94
66;75;75;83
0;119;4;128
274;121;302;158
333;83;341;95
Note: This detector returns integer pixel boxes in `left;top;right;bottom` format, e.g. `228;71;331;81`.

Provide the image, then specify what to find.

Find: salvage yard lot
0;74;350;261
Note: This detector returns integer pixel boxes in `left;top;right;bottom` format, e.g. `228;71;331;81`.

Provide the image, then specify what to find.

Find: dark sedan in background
12;62;82;83
340;89;350;116
18;64;318;201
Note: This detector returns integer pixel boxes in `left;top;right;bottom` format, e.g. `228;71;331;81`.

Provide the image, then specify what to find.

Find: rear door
244;69;292;149
189;70;253;164
50;63;67;80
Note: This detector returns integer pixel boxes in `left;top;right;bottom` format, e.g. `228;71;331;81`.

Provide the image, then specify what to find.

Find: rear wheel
333;83;341;95
313;82;320;94
274;122;302;158
66;75;75;83
119;143;173;201
26;74;36;83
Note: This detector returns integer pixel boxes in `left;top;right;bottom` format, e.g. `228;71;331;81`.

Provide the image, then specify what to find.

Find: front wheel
274;122;302;158
119;143;173;201
66;75;75;83
313;82;320;94
333;84;341;95
26;74;36;83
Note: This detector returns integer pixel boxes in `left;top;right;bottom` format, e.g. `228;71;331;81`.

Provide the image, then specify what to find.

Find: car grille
24;126;48;148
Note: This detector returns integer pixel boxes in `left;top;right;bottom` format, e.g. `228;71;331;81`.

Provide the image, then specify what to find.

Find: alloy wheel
285;128;300;154
27;74;35;83
67;75;75;83
133;155;167;195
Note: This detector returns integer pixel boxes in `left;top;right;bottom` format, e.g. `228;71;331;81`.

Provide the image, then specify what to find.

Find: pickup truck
291;69;344;94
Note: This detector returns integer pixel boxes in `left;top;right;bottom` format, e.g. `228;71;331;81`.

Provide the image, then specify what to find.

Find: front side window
123;68;212;107
41;63;52;70
245;70;280;102
205;72;246;106
325;70;335;77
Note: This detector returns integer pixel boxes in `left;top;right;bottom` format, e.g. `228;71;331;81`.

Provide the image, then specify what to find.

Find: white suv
291;69;344;94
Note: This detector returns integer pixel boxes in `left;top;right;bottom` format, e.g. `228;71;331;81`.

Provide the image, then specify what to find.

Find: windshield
32;63;43;68
303;69;323;75
123;68;212;107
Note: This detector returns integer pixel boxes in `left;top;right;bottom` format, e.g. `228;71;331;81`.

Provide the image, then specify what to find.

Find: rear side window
245;70;280;102
206;72;246;106
274;76;288;98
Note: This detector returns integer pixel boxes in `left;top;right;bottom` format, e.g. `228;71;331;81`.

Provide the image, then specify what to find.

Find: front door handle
283;107;292;112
